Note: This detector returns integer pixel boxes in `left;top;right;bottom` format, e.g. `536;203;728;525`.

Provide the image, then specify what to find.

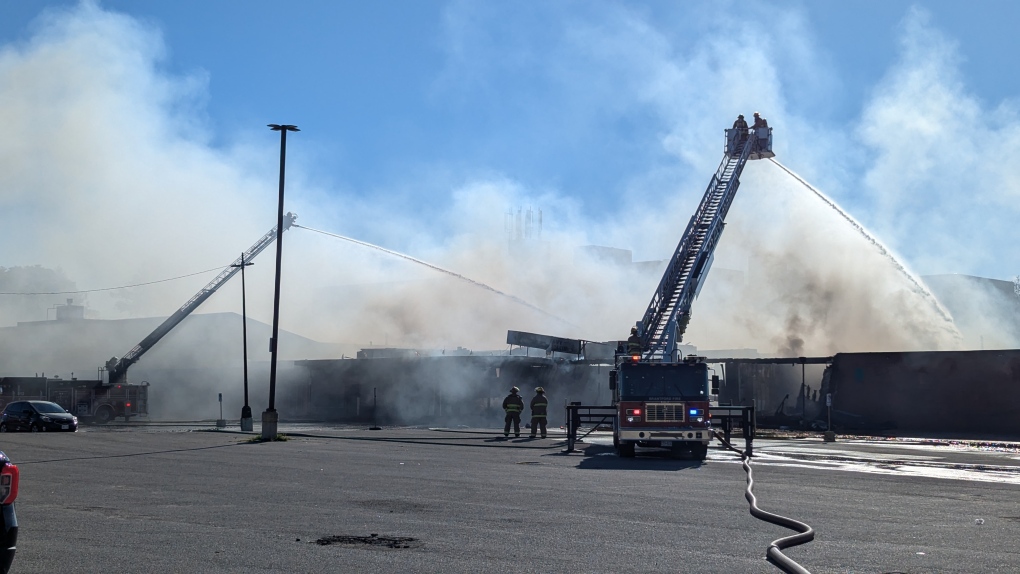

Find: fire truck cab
611;355;712;459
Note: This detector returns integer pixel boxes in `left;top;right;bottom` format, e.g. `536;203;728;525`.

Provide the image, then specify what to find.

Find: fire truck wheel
95;407;115;425
695;444;709;461
618;442;635;458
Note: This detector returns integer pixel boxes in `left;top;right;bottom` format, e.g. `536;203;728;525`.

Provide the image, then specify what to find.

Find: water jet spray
767;158;962;344
293;224;575;328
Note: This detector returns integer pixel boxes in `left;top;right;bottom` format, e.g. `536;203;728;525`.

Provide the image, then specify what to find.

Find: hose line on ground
714;431;815;574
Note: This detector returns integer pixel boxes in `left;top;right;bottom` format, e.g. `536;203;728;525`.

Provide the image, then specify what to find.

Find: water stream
767;159;962;341
294;224;574;327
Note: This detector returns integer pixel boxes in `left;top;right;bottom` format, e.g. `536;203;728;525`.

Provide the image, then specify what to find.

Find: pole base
261;409;279;440
240;417;253;432
216;419;227;428
823;431;836;442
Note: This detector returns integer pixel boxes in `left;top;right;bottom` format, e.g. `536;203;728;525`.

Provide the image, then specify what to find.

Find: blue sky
4;1;1019;221
1;1;1018;353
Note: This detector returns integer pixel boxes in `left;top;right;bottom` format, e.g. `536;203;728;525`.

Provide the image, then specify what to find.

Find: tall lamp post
263;123;299;441
231;253;254;431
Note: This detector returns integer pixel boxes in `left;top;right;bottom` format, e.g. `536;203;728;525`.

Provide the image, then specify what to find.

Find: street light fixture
263;123;299;441
231;253;254;431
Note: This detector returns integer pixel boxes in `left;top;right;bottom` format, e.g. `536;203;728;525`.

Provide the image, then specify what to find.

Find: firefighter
502;386;524;437
529;387;549;439
626;327;642;355
752;111;768;129
731;114;749;149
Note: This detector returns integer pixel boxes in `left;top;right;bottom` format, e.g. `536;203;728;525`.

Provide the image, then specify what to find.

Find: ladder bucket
725;127;774;160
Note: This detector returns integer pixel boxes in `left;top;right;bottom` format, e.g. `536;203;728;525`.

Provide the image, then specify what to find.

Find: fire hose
713;431;815;574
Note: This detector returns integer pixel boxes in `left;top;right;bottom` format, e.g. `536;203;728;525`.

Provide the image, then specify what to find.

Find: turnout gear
503;390;525;437
732;114;749;147
529;389;549;438
626;328;642;355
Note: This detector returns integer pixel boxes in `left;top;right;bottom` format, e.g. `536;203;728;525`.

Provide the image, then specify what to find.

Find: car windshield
33;402;67;414
619;362;708;401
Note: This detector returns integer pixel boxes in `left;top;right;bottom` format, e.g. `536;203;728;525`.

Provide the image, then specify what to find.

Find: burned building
290;354;613;428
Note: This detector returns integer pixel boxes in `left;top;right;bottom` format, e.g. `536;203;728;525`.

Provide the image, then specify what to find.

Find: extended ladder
635;127;773;361
107;213;298;385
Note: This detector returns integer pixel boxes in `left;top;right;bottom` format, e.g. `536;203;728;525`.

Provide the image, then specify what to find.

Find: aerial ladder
633;126;774;362
588;124;773;459
104;213;298;387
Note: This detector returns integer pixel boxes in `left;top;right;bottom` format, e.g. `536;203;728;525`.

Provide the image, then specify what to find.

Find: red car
0;451;17;573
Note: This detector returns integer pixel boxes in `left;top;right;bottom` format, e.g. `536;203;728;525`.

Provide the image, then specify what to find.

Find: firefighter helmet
630;327;638;334
510;386;520;393
535;386;545;393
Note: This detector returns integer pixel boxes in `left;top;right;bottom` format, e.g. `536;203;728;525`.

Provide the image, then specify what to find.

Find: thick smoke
1;1;1016;421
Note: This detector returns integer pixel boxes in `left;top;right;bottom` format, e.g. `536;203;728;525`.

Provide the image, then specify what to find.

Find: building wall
828;350;1020;435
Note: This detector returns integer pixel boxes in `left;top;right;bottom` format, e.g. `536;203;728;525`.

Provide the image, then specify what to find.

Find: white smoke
1;1;1015;380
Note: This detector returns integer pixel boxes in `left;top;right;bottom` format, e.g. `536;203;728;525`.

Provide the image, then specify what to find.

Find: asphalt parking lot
1;424;1019;573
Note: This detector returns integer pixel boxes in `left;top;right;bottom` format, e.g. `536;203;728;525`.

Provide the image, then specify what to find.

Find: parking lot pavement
1;426;1018;573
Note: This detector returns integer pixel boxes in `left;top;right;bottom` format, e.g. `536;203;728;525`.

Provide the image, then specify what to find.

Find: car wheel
30;423;41;432
0;423;7;433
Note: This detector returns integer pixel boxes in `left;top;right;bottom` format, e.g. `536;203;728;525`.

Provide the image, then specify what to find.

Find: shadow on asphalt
565;443;705;471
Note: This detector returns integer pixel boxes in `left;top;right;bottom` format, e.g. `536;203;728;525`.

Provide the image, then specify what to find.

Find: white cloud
858;7;1020;278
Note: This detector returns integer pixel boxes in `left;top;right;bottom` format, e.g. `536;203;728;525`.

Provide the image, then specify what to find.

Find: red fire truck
609;124;771;459
0;377;148;424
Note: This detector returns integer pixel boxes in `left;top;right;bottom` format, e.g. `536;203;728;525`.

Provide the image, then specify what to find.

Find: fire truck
0;213;296;424
95;213;296;420
610;124;772;459
0;376;147;424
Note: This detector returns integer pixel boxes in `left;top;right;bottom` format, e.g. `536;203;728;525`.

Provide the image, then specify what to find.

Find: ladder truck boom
635;127;773;361
610;123;771;460
105;213;297;386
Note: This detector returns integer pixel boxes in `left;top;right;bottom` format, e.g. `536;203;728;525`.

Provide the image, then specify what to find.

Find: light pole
263;123;299;441
231;253;254;431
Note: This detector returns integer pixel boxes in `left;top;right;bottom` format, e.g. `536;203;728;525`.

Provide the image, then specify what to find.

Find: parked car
0;400;78;432
0;451;17;573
